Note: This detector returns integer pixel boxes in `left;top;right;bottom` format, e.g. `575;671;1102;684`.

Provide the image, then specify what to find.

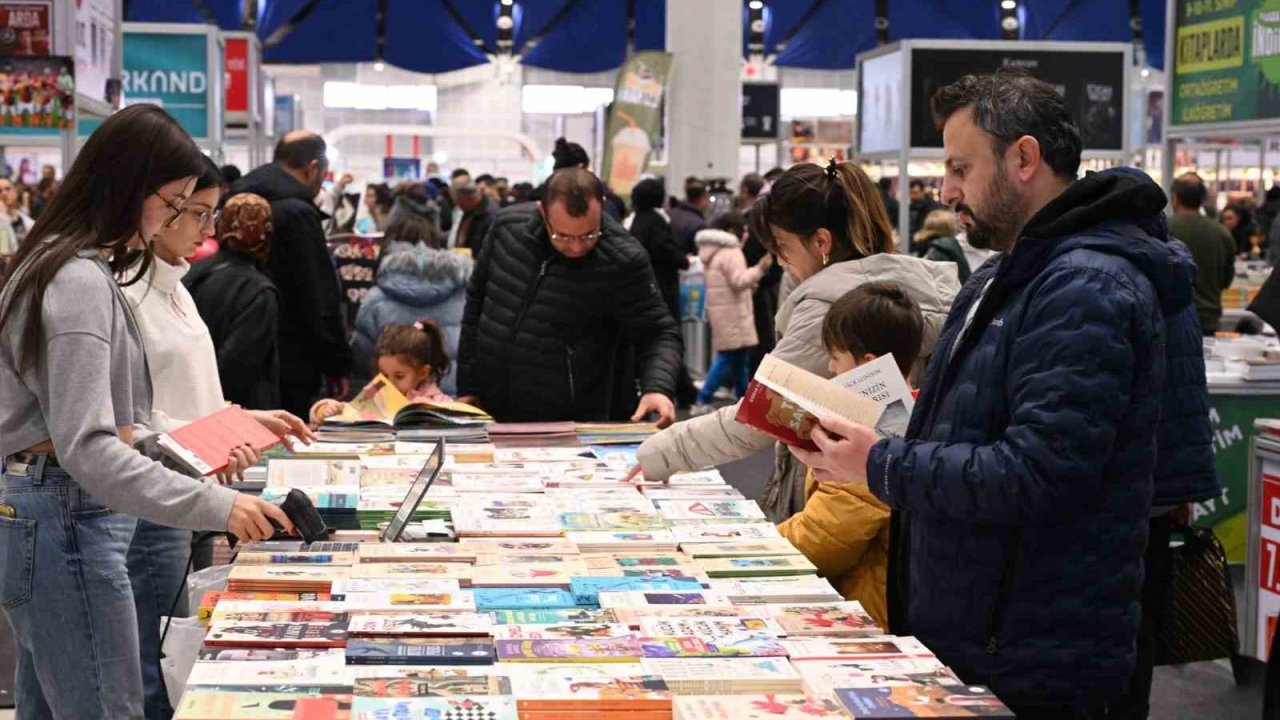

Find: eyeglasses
182;208;221;229
156;192;186;229
548;229;602;245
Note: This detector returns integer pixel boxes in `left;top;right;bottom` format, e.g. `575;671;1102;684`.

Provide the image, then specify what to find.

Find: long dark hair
749;161;895;264
0;104;206;368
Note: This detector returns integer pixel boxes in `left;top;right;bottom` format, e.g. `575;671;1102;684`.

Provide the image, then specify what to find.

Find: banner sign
224;36;248;114
1170;0;1280;127
601;51;673;199
122;30;210;139
383;157;421;180
0;2;51;57
908;47;1126;151
0;55;73;136
76;0;117;108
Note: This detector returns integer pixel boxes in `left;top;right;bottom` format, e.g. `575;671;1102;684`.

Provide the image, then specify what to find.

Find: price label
1260;538;1280;595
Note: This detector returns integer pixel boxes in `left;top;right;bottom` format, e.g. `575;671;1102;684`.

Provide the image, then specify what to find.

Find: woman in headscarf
184;192;283;410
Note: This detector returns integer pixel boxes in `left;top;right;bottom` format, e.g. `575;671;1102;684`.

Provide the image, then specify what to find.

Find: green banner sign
601;51;673;199
1201;393;1280;562
122;30;210;139
1171;0;1280;127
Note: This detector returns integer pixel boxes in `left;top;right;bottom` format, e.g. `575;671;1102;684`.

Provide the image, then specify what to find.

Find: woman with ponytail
632;160;960;522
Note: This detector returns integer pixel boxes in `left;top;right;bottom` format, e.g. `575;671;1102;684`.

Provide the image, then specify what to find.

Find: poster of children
0;55;73;129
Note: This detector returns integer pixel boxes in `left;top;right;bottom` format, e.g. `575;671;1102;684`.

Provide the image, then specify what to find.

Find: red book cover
735;379;822;452
159;406;281;476
733;355;883;452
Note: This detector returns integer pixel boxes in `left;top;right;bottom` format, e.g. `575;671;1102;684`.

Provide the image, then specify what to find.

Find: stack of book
575;421;660;446
488;421;579;448
175;437;1016;720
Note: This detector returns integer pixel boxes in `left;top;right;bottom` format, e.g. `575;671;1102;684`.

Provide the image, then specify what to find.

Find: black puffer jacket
230;164;352;409
458;207;682;422
184;249;281;410
629;209;687;319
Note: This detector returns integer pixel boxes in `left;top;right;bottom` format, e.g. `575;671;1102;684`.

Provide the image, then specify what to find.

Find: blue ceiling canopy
122;0;1164;74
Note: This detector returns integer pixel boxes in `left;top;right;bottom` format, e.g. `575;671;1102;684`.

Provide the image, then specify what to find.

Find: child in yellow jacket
777;282;924;630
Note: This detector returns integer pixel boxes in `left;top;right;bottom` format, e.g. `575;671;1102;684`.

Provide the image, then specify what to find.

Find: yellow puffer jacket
777;470;891;630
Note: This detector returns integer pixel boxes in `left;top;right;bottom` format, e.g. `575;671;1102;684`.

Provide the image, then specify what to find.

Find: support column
665;0;742;185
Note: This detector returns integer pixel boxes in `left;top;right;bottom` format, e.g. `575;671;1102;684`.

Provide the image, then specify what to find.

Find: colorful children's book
557;511;668;532
598;590;734;609
489;608;620;626
779;636;935;662
196;647;347;663
504;665;671;711
766;602;883;637
564;530;680;553
638;634;788;659
185;659;352;689
473;588;579;612
698;555;818;578
349;562;474;583
456;539;580;555
671;524;783;544
469;563;580;589
329;578;462;598
636;617;785;639
265;458;363;488
490;623;633;641
796;661;958;701
569;576;704;605
344;637;496;666
612;605;763;626
345;612;495;637
204;618;349;648
334;591;477;613
351;670;512;699
679;541;801;559
355;542;478;564
835;684;1015;718
655;499;767;522
673;694;848;719
493;636;643;663
350;696;518;720
174;691;353;720
640;657;804;695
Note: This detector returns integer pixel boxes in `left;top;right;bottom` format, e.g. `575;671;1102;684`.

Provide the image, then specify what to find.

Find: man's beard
955;171;1025;252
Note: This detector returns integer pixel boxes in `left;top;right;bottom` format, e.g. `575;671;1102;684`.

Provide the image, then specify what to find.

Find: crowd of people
0;66;1272;720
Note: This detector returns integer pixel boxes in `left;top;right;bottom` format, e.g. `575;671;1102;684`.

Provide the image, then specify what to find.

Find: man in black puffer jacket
458;168;680;425
793;72;1207;718
230;132;352;417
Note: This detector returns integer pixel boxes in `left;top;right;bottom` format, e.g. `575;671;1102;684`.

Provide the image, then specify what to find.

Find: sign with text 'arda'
122;30;210;139
1171;0;1280;127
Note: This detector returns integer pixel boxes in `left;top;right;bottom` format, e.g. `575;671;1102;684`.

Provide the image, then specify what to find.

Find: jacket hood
696;229;741;259
375;241;472;307
232;163;317;205
1024;167;1193;315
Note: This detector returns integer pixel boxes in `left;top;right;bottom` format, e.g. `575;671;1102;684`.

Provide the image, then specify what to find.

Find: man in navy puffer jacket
794;72;1207;718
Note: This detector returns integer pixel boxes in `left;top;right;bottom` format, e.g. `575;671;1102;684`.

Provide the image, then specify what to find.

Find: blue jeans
697;348;752;405
128;519;192;720
0;457;143;719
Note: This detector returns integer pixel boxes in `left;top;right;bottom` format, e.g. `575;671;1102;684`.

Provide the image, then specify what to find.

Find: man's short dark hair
544;168;605;217
710;212;746;237
451;168;470;180
475;173;495;186
740;173;765;199
909;179;925;191
1172;173;1207;210
877;177;893;192
931;70;1083;180
764;167;784;182
631;177;666;213
686;180;708;204
220;164;242;185
273;133;327;170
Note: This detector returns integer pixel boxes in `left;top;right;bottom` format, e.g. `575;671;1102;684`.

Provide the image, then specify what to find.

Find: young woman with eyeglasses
120;155;313;719
0;104;294;718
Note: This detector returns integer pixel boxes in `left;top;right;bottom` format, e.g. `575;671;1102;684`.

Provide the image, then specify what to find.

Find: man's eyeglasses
548;229;602;245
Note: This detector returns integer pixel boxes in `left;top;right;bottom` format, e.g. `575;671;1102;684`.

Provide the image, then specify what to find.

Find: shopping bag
160;616;205;709
1155;523;1239;666
185;562;231;614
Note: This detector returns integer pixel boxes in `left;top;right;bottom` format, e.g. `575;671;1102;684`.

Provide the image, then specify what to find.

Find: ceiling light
1001;0;1017;9
749;1;764;10
374;61;385;72
1141;68;1151;78
501;0;513;5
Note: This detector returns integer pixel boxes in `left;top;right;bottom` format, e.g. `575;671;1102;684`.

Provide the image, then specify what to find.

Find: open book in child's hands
328;375;492;429
734;354;914;451
157;406;282;476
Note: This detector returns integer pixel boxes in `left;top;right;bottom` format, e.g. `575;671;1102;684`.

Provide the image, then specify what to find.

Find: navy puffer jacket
869;169;1198;710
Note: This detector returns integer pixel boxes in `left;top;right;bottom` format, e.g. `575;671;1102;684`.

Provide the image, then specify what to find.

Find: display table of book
175;429;1014;720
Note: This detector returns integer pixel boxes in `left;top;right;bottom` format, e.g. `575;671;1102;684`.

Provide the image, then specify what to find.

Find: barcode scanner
227;488;331;549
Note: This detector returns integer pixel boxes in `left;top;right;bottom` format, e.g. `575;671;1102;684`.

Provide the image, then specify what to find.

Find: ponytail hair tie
413;321;425;331
825;157;839;179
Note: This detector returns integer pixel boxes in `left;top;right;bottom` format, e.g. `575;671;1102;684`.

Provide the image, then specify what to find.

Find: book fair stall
153;364;1019;720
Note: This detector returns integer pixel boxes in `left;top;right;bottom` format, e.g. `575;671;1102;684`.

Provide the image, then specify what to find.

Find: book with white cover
793;658;956;700
708;577;843;604
346;612;494;637
336;591;477;613
655;499;767;522
779;636;934;661
832;352;915;438
637;617;785;639
185;658;351;687
491;623;635;641
266;458;362;488
671;524;783;544
330;579;462;598
640;657;803;695
680;541;801;559
598;590;734;609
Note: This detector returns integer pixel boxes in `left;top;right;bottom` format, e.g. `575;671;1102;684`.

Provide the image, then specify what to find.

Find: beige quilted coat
697;229;764;352
636;253;961;523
